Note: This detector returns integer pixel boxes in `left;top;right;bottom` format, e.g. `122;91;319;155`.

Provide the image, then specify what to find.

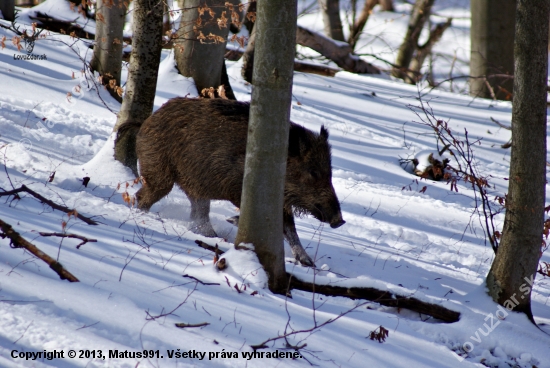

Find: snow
1;1;550;367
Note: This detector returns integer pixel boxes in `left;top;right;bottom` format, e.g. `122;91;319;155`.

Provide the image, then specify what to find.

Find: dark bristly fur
117;97;345;266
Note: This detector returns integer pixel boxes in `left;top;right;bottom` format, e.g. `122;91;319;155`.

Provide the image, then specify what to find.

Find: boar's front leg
188;196;217;238
225;213;315;267
283;210;316;267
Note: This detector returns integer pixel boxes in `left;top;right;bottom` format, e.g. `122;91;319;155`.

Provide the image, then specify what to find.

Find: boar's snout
313;200;346;229
330;218;345;229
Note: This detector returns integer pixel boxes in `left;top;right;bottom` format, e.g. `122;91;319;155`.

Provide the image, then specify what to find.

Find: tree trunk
113;0;164;175
174;0;235;96
378;0;394;11
348;0;377;50
318;0;345;41
241;23;256;83
90;0;126;102
391;0;434;79
234;0;297;294
406;18;452;84
486;0;548;321
243;0;256;34
470;0;516;100
0;0;15;22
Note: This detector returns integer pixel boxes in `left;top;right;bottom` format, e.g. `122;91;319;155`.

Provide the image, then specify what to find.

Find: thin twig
38;232;97;249
182;274;220;286
195;239;224;254
174;322;210;328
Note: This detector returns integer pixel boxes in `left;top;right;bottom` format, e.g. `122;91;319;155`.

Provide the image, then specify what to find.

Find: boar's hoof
226;216;240;226
292;247;316;268
191;221;218;238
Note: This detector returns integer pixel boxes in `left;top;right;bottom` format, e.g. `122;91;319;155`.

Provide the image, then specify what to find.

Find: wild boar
117;97;345;266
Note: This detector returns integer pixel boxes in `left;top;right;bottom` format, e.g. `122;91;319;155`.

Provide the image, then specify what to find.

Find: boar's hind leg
188;196;217;238
283;211;315;267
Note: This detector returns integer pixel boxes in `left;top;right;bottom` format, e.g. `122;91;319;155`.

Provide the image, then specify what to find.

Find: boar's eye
308;169;320;180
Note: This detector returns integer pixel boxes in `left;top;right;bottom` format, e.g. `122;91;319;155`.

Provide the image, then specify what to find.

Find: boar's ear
320;126;329;140
288;126;311;158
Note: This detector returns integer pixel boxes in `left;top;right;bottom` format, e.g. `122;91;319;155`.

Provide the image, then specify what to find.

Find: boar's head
285;125;345;229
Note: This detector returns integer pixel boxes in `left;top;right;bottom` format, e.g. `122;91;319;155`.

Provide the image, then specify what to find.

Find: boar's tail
114;121;143;177
116;121;142;141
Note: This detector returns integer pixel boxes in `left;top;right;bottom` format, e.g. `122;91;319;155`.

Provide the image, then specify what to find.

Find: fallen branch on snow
38;232;97;249
0;185;99;225
0;219;79;282
175;322;210;328
296;26;381;75
289;275;459;323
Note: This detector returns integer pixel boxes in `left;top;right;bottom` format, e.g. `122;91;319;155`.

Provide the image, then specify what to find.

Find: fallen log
194;240;460;322
29;12;92;40
224;48;339;79
296;25;380;74
289;275;460;323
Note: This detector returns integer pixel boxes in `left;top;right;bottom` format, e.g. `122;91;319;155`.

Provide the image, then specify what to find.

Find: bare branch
0;219;79;282
0;185;99;225
175;322;210;328
38;232;97;249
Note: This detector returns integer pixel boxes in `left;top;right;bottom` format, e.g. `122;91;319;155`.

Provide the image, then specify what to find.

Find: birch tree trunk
234;0;297;294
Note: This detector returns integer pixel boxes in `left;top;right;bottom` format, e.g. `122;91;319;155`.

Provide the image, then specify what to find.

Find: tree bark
90;0;126;102
0;0;15;22
296;25;380;74
174;0;236;96
318;0;345;42
234;0;297;294
486;0;548;321
391;0;435;79
470;0;516;100
378;0;394;11
241;23;256;83
113;0;164;175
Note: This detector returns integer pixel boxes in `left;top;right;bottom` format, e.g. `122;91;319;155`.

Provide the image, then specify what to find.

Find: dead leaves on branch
117;177;144;208
369;326;389;343
193;2;254;37
197;31;226;45
200;85;228;99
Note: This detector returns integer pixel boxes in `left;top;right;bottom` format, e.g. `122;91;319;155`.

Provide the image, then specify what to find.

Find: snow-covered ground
0;1;549;367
